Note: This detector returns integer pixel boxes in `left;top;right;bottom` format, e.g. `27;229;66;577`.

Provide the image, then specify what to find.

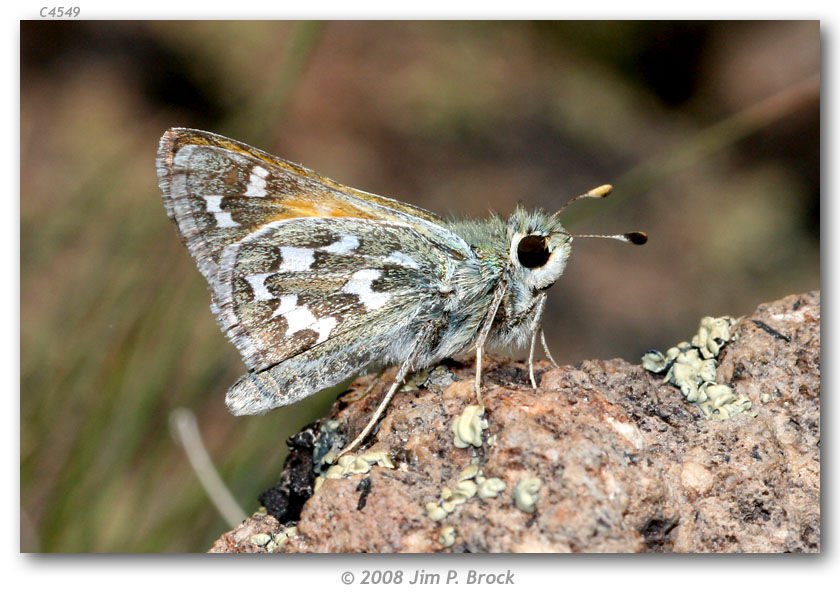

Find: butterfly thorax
445;208;572;351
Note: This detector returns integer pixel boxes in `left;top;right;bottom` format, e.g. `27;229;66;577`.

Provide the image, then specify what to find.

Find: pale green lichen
641;350;669;373
364;451;395;468
643;315;753;421
426;465;504;522
513;477;542;513
451;405;488;448
439;526;457;547
324;451;395;479
266;526;297;552
692;316;736;359
703;382;737;409
697;382;755;421
440;498;458;512
249;533;271;547
458;464;479;481
426;502;448;521
440;488;473;512
454;480;478;499
477;477;506;500
663;347;717;401
697;357;717;382
399;370;428;392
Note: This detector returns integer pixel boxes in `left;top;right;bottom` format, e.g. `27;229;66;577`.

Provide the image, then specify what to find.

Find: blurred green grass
21;22;338;552
20;21;819;552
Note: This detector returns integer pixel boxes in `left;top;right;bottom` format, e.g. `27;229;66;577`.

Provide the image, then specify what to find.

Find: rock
208;512;282;553
210;291;820;553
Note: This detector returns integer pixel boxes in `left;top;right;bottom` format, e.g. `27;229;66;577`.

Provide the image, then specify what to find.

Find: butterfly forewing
156;128;466;285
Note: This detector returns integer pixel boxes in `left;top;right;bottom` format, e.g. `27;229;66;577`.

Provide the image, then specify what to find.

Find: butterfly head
507;208;573;293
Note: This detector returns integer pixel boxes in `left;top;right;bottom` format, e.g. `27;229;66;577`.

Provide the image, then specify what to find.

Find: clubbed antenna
554;184;648;246
553;183;614;216
571;231;647;245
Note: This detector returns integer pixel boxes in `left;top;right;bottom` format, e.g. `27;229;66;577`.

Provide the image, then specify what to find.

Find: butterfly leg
473;282;508;406
338;361;412;457
474;346;485;407
343;368;386;405
540;329;559;368
527;294;548;389
338;323;437;457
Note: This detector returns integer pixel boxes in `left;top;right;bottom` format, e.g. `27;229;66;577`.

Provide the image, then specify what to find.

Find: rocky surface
209;291;820;553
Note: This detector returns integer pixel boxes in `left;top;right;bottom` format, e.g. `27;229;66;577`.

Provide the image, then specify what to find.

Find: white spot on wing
214;213;238;228
320;235;359;255
278;247;315;272
244;273;275;301
244;165;269;197
272;294;299;318
384;250;420;269
241;247;314;303
204;194;239;228
273;294;337;343
205;195;224;212
342;269;390;310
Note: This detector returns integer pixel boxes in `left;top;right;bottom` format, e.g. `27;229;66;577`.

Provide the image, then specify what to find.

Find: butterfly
156;128;646;454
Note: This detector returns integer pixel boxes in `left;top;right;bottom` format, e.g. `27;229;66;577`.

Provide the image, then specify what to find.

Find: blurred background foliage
20;21;819;552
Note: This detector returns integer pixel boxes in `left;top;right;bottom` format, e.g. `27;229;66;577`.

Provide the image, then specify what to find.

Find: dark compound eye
517;235;551;269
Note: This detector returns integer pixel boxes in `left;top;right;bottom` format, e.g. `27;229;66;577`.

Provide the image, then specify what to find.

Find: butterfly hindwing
224;304;411;415
214;217;454;372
